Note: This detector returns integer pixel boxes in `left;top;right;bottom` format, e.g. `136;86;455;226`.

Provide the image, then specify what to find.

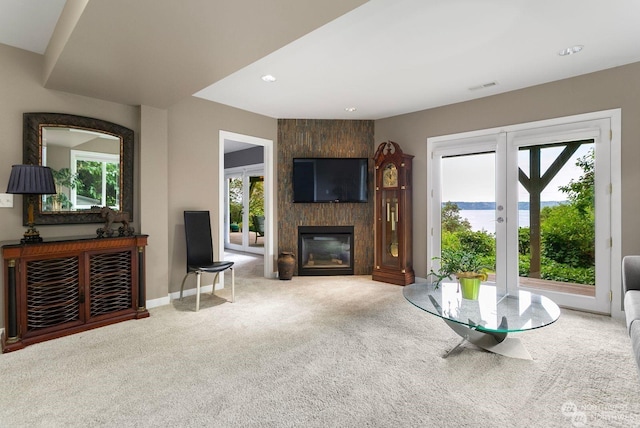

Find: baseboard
146;295;171;309
146;282;223;309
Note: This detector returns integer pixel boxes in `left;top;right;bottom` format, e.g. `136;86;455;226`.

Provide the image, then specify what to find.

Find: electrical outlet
0;193;14;208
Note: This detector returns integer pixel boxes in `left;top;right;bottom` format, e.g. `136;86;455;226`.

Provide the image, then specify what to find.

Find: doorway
219;130;275;278
427;110;621;314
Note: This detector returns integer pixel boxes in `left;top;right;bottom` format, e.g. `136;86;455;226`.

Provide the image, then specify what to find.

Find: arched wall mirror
23;113;134;225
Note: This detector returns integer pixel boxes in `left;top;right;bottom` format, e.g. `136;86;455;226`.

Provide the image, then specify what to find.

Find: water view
449;201;565;234
459;210;529;234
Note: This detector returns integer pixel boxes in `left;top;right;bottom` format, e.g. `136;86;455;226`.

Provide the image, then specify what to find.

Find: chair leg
185;269;233;311
195;271;201;312
212;272;221;296
179;273;191;301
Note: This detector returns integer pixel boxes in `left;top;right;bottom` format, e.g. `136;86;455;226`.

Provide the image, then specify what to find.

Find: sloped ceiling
41;0;367;108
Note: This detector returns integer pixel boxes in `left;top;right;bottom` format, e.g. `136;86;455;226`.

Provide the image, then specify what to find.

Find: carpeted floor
1;251;639;427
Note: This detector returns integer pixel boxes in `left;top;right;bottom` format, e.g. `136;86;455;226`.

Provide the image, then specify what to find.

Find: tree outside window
70;150;120;209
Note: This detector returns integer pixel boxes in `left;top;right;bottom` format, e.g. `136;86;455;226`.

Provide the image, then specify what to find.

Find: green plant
229;201;243;224
518;254;595;285
441;201;471;233
75;160;119;206
429;247;491;288
541;204;594;268
518;227;530;255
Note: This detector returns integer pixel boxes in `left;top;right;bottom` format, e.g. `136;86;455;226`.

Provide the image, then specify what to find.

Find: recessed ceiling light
345;107;357;112
558;45;584;56
261;74;277;82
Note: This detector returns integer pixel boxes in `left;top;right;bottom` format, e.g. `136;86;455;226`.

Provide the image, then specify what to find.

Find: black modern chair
180;210;234;311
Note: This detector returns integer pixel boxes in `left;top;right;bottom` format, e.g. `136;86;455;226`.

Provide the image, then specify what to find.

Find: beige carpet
1;251;639;427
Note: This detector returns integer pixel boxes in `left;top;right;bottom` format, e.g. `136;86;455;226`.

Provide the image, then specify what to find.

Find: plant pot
278;252;295;280
458;277;482;300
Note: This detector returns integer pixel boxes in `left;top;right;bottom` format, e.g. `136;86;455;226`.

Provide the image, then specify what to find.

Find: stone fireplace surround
277;119;375;276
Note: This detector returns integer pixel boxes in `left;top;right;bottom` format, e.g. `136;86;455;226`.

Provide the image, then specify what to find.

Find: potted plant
428;248;491;300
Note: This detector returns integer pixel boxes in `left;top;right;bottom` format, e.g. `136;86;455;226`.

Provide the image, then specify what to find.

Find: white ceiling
224;139;256;154
196;0;640;119
0;0;65;54
3;0;640;121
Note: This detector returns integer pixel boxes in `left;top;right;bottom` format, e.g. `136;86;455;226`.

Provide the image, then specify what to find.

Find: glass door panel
248;173;265;250
440;152;498;291
516;141;596;297
225;174;244;252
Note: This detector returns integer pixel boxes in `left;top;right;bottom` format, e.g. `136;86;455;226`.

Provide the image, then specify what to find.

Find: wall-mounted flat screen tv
293;158;368;203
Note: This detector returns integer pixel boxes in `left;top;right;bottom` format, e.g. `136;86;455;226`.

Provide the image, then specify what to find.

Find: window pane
76;160;103;206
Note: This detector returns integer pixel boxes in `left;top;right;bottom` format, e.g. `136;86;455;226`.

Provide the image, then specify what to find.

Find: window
70;150;120;210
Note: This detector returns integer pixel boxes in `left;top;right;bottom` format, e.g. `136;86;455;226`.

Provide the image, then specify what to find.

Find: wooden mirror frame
23;112;134;225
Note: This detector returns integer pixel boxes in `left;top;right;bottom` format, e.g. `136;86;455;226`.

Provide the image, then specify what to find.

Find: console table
403;281;560;359
2;235;149;353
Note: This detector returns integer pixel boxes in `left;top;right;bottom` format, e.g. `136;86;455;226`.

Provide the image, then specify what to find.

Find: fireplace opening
298;226;354;276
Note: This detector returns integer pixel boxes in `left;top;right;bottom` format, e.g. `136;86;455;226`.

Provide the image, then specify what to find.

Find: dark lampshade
6;165;56;195
6;164;57;244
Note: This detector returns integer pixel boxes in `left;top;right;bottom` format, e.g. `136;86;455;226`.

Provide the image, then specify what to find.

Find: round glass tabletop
403;281;561;333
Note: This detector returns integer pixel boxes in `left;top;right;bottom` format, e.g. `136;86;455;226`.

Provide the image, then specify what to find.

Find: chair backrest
252;215;265;233
184;211;214;270
623;255;640;293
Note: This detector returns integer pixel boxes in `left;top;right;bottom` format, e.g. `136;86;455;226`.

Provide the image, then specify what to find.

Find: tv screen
293;158;368;203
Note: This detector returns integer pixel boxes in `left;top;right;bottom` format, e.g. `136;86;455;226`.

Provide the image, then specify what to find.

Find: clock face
382;163;398;187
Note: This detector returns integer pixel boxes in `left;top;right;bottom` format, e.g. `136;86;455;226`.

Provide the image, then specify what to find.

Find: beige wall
375;61;640;279
140;106;169;302
166;96;276;295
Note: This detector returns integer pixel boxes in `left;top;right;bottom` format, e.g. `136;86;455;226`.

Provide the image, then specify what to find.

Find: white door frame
427;109;621;317
219;130;275;279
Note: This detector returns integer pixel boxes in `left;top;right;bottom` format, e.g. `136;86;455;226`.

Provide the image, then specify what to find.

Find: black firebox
297;226;354;276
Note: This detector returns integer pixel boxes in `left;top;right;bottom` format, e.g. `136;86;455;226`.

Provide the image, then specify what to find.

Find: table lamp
6;164;57;243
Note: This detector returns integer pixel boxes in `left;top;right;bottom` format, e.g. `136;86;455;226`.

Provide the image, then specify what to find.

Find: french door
428;113;618;314
224;165;265;255
429;136;507;296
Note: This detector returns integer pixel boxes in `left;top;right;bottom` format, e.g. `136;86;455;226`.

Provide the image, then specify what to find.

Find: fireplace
298;226;354;276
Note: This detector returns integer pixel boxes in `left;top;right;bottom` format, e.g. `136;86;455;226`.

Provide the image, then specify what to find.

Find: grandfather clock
372;141;415;285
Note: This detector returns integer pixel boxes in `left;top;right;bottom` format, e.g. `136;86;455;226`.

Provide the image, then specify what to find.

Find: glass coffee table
403;281;560;359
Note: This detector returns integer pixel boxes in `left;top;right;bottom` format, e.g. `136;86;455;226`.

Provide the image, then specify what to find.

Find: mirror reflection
42;126;122;212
